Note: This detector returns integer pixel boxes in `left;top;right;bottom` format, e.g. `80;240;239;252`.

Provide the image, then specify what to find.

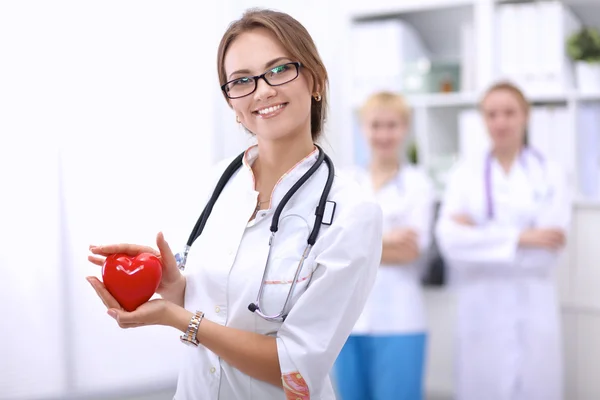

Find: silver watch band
180;310;204;347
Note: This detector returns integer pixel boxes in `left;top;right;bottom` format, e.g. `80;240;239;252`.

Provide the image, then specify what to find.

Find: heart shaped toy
102;253;162;312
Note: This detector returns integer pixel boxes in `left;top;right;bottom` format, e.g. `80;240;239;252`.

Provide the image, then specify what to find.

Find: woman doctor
334;92;435;400
86;8;383;400
435;81;571;400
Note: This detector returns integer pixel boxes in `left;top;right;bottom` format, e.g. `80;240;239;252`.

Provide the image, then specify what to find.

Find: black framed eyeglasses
221;62;302;99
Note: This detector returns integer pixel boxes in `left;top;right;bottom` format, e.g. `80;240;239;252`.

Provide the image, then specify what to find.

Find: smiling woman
87;7;383;400
216;10;328;143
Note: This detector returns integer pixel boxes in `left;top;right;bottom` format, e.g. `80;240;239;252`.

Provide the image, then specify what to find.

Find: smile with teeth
255;103;287;116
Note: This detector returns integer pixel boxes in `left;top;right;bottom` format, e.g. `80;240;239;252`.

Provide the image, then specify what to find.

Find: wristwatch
180;310;204;347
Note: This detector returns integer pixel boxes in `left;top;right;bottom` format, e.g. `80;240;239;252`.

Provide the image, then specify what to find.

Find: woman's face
362;107;408;162
481;89;528;152
223;28;314;142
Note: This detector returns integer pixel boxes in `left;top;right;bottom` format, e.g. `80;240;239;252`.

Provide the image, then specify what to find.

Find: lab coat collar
241;144;320;213
489;146;544;170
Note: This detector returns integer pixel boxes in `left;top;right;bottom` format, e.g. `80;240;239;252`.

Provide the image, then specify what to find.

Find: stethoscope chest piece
174;245;191;271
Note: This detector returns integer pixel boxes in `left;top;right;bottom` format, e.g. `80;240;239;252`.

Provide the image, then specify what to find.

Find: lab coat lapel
267;148;319;213
190;165;257;281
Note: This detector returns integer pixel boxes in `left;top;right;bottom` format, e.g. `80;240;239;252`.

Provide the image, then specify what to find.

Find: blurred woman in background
435;81;571;400
334;91;435;400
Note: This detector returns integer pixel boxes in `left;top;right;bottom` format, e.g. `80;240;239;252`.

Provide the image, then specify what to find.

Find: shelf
407;92;478;107
412;90;600;107
354;90;600;110
430;194;600;208
552;1;600;29
574;196;600;208
525;91;600;103
562;302;600;316
351;92;477;111
349;0;474;21
576;92;600;102
526;92;571;104
495;0;600;29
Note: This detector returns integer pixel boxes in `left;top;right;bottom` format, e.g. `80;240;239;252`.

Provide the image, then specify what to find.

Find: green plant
567;27;600;63
407;141;418;165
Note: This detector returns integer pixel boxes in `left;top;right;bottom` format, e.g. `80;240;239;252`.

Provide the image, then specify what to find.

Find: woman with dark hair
86;8;382;400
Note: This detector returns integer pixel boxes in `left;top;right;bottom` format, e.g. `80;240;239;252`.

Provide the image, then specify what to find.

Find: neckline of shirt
241;144;320;213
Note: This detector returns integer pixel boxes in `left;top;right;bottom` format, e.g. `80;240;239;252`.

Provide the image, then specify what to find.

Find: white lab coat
350;165;435;334
174;146;383;400
435;151;571;400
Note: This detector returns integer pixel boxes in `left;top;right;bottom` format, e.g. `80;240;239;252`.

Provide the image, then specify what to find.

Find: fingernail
107;310;117;319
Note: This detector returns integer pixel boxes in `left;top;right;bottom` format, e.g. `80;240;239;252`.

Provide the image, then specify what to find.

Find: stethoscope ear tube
178;152;245;271
310;153;334;245
186;152;245;248
270;145;326;233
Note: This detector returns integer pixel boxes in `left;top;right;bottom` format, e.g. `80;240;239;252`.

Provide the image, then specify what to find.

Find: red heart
102;253;162;312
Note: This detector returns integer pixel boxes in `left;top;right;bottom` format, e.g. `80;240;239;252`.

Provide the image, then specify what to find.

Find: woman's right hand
88;232;185;300
518;228;566;250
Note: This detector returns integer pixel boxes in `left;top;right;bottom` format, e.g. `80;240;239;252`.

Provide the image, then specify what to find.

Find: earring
313;92;322;102
236;115;241;124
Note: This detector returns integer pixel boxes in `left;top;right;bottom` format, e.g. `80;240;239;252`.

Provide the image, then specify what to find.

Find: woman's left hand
87;276;172;328
452;214;476;227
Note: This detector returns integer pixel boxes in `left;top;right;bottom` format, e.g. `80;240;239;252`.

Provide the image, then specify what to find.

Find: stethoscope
484;147;552;219
174;145;335;322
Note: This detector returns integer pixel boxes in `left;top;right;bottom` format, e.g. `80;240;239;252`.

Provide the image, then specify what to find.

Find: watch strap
180;310;204;346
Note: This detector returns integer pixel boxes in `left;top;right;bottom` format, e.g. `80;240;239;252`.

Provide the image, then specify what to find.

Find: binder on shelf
577;103;600;199
459;21;476;93
529;106;577;192
496;1;581;96
350;19;430;106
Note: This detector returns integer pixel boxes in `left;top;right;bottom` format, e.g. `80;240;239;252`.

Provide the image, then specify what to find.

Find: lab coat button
215;306;221;313
210;367;216;374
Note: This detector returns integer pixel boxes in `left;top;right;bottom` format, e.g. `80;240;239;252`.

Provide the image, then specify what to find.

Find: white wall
0;1;219;398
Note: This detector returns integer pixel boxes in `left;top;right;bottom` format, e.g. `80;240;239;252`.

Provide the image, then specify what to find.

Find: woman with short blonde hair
334;91;435;400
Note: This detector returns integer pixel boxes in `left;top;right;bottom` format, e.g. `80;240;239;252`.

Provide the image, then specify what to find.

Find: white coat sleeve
434;161;521;265
535;162;572;230
406;171;436;252
275;198;382;398
517;162;573;269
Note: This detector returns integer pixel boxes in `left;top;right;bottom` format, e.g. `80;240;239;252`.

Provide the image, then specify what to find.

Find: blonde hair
480;80;530;116
359;91;411;124
217;8;329;141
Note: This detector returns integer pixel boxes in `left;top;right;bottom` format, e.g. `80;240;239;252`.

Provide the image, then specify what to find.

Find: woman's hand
86;276;175;328
382;228;420;264
383;228;418;249
518;228;566;250
452;214;476;226
87;276;193;332
88;232;185;304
